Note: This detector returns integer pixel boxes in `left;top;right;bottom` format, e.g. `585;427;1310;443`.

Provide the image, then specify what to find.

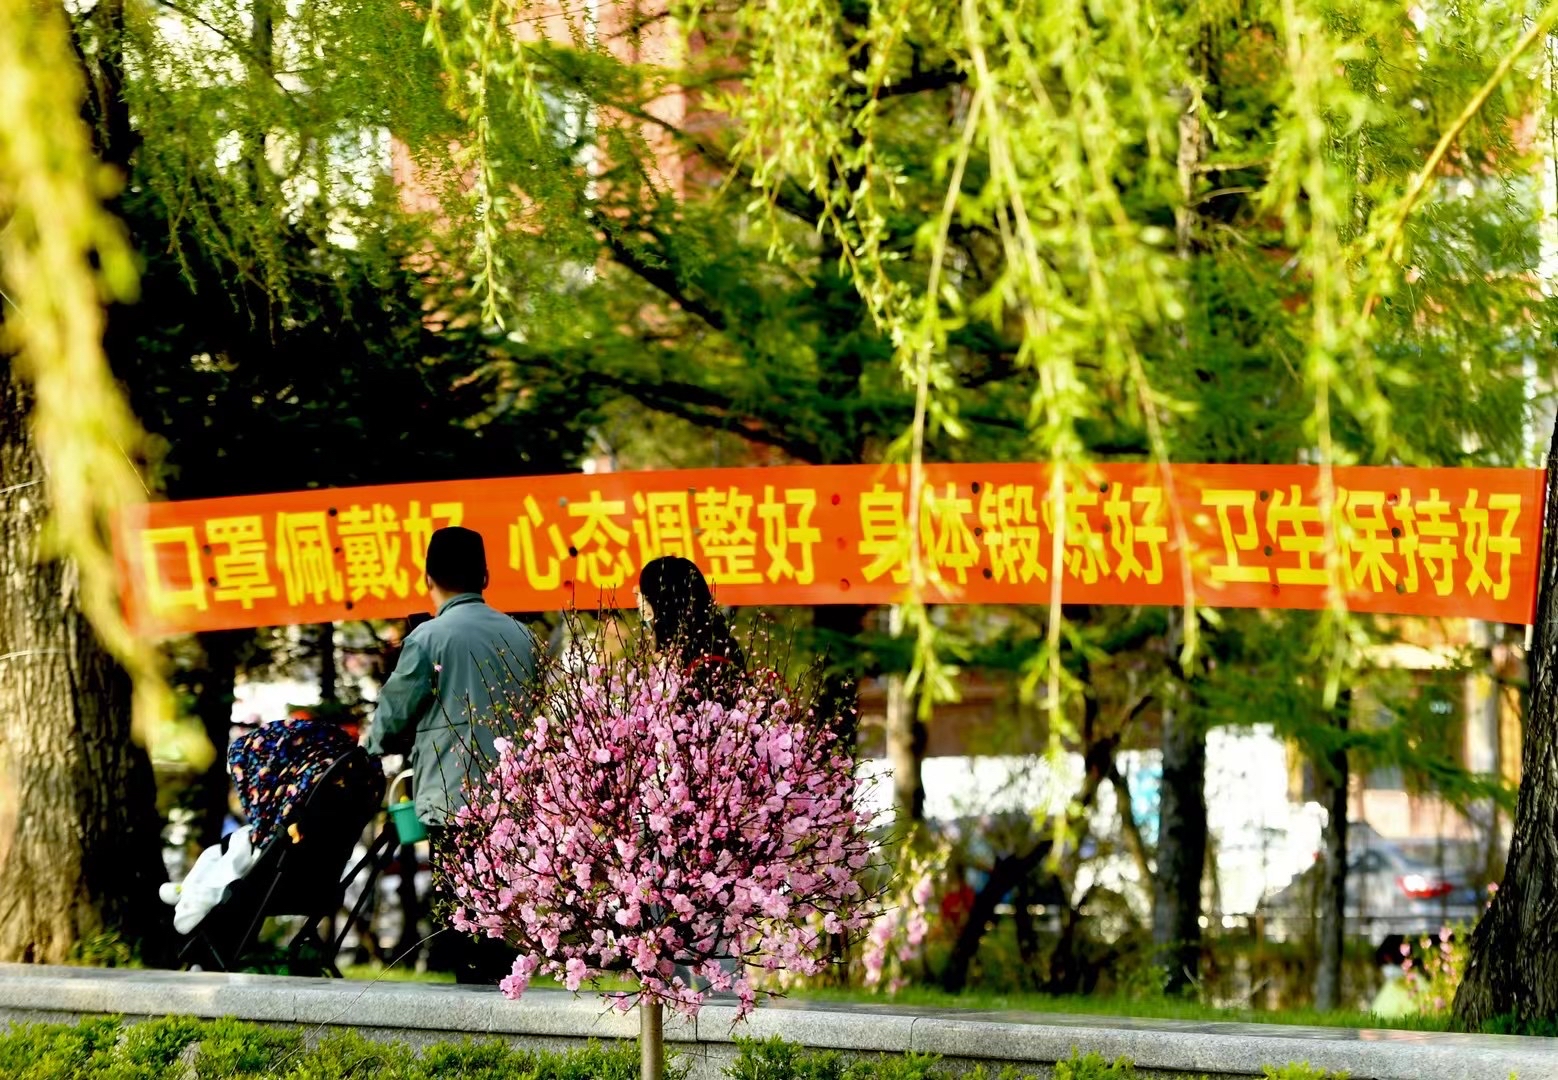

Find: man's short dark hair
425;526;488;594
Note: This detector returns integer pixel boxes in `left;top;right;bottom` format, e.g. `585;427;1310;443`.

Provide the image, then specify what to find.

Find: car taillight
1398;873;1454;900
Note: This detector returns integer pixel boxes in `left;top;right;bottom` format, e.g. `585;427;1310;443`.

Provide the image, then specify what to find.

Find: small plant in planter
442;617;883;1080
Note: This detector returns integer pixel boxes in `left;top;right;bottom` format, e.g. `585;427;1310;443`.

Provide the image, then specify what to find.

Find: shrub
0;1017;1376;1080
0;1020;658;1080
1400;925;1468;1015
729;1039;947;1080
1053;1052;1136;1079
0;1017;122;1080
193;1018;301;1078
65;931;138;970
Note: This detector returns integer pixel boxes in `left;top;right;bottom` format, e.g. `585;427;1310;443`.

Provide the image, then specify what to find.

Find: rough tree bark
1454;419;1558;1029
1153;610;1207;995
885;673;927;824
1314;692;1351;1012
0;369;170;963
1151;24;1214;996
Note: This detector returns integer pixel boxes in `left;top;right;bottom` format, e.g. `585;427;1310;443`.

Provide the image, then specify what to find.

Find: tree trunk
1314;692;1351;1011
812;604;866;747
1110;764;1155;899
317;623;338;705
885;674;927;826
1013;873;1039;972
0;370;170;964
639;998;664;1080
940;734;1118;993
1152;662;1207;996
940;838;1051;994
812;603;866;986
1151;36;1213;998
1454;418;1558;1029
192;630;246;849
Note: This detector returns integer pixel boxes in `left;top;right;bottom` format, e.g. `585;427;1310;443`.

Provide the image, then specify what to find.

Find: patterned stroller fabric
227;719;374;850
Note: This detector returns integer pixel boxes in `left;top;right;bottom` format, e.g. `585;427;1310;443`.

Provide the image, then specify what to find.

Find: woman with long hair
636;556;745;678
635;556;748;995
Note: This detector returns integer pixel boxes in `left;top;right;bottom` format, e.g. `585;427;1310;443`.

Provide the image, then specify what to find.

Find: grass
775;984;1454;1033
337;963;1450;1034
340;963;458;984
0;1019;1349;1080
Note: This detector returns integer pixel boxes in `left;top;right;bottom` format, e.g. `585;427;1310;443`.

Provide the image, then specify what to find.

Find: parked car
1259;824;1484;942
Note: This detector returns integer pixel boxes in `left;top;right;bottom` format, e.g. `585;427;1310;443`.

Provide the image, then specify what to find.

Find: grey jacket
365;593;537;825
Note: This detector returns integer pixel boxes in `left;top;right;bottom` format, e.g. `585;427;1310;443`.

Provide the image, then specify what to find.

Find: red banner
111;463;1545;636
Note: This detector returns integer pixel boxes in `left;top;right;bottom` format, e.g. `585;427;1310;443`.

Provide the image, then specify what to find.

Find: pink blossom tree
441;624;880;1080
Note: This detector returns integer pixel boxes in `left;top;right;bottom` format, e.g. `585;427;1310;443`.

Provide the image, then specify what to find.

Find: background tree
0;0;170;965
418;0;1558;1004
1457;420;1558;1028
9;0;1558;1007
1;0;600;959
446;625;879;1080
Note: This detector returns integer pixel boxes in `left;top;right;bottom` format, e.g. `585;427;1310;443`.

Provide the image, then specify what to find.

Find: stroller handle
387;769;415;806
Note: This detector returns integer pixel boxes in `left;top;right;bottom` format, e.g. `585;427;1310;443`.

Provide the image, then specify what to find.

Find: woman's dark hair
638;556;745;671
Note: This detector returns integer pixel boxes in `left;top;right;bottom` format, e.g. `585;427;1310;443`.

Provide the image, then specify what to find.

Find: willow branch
1362;2;1558;318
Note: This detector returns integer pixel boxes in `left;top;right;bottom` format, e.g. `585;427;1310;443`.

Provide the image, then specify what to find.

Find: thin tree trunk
639;998;664;1080
192;630;246;849
1110;764;1155;911
1455;418;1558;1029
1151;35;1213;998
1315;692;1351;1011
812;604;866;746
940;734;1118;993
1013;874;1038;972
1153;643;1207;995
0;370;170;964
812;602;865;986
885;674;927;826
317;623;338;706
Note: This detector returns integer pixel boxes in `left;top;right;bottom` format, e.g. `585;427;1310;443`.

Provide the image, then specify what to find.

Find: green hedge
0;1018;1347;1080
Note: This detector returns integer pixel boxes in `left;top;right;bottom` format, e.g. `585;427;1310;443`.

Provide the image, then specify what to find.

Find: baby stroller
178;729;385;978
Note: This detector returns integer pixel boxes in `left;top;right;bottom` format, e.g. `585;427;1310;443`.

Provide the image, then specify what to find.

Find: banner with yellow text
112;463;1545;636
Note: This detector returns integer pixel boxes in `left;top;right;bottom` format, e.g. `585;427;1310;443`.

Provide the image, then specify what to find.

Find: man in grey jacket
363;525;536;980
365;526;536;821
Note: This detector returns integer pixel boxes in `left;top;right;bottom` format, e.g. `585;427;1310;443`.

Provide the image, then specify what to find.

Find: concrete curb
1;964;1555;1079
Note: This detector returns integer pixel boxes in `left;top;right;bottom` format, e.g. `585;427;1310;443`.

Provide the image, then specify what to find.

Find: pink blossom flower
440;648;880;1021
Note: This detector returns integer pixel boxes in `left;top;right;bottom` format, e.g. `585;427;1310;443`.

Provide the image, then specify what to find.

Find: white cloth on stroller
159;826;259;934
